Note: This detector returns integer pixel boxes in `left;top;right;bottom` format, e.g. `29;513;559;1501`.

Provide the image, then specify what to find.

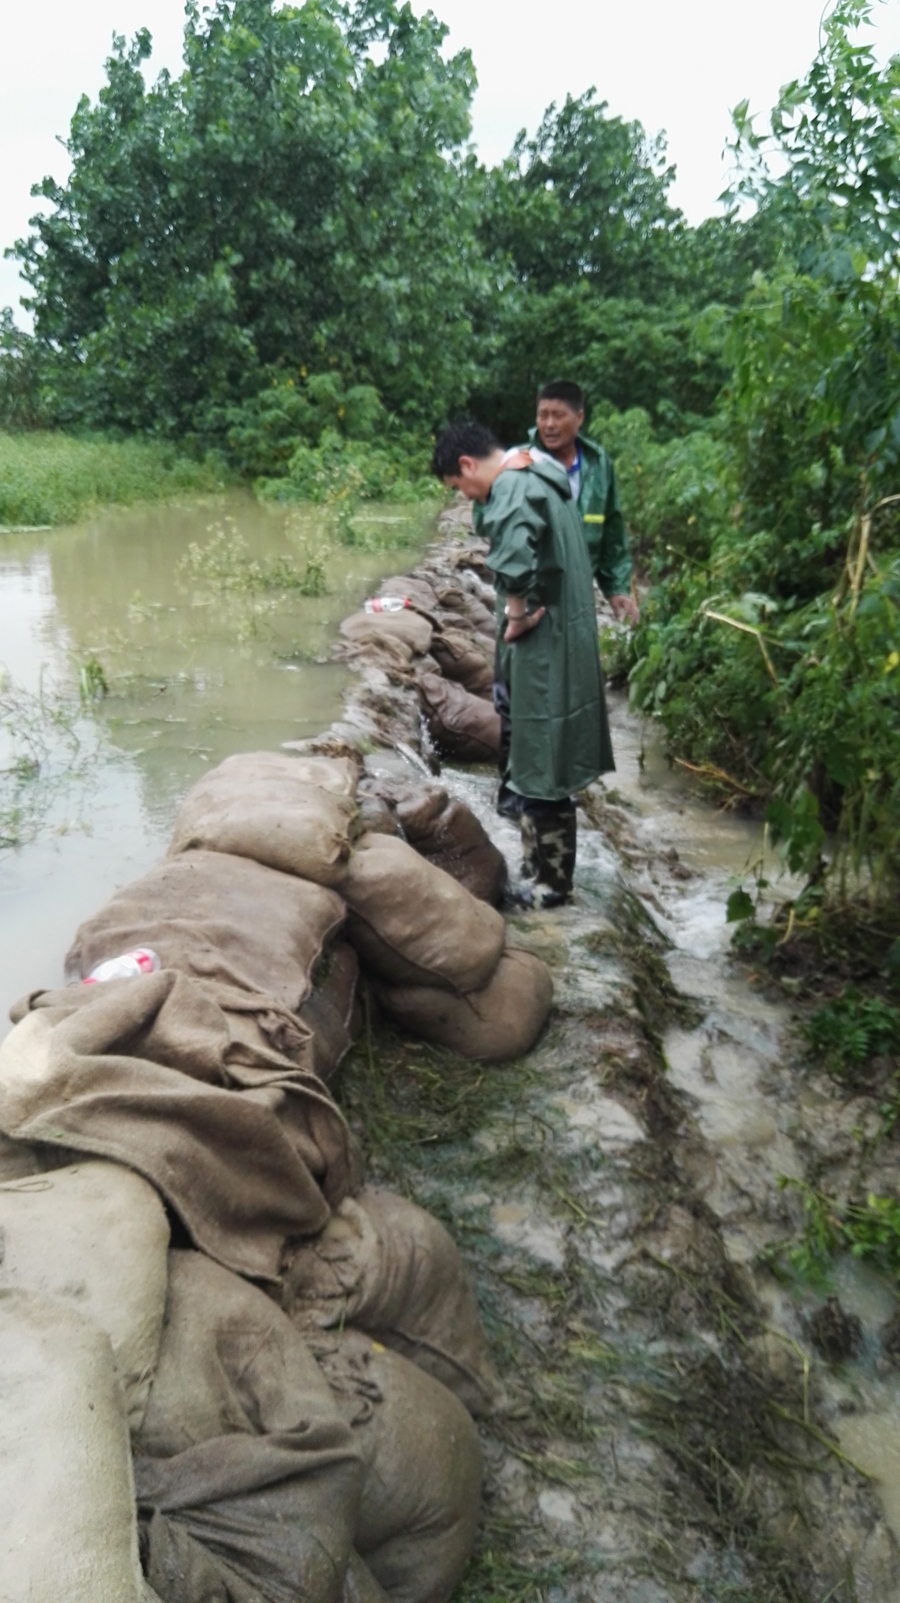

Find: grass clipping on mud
334;914;871;1603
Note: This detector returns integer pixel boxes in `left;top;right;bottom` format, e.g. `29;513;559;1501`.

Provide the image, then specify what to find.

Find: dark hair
431;421;500;479
537;379;585;413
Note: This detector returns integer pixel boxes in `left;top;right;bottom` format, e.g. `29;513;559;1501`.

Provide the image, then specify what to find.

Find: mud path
331;521;900;1603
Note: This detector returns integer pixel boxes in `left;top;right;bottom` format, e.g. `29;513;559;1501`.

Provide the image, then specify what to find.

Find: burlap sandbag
0;1129;43;1181
282;1187;502;1419
0;1290;145;1602
341;609;433;655
429;628;493;697
66;849;345;1010
376;948;553;1062
298;940;361;1083
366;777;506;905
418;672;501;763
0;1159;169;1427
328;1330;482;1603
134;1250;363;1603
168;752;359;886
339;833;505;994
1;972;358;1281
378;575;438;612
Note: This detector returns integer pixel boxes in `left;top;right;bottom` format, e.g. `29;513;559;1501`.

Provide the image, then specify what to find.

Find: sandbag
376;948;553;1062
66;849;345;1010
429;628;493;697
134;1251;363;1603
0;1159;169;1427
378;575;438;613
0;1289;145;1602
282;1187;502;1419
298;940;361;1083
0;1128;43;1181
339;833;505;994
341;609;433;655
1;972;357;1281
418;672;501;763
366;777;506;905
330;1330;482;1603
168;752;359;886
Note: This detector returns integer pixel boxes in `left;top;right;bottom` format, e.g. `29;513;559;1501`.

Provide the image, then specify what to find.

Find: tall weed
0;432;225;527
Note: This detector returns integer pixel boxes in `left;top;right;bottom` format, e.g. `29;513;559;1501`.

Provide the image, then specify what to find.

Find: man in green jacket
432;421;614;908
525;379;639;626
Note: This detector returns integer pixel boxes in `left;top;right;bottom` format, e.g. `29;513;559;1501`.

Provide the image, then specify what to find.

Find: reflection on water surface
0;491;428;1022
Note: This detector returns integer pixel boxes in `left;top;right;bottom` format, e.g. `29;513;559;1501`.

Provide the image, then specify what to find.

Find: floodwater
0;491;427;1020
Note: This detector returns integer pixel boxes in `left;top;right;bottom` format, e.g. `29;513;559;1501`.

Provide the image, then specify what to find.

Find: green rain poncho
481;459;614;800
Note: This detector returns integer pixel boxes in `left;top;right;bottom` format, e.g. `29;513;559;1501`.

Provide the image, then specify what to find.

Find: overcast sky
3;0;900;320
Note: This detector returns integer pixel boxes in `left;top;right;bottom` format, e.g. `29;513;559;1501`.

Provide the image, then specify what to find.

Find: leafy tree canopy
12;0;482;436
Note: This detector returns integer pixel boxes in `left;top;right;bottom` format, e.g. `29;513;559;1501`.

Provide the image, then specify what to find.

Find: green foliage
177;518;329;596
589;402;735;563
767;1179;900;1288
802;988;900;1074
0;430;224;526
259;429;441;504
621;2;900;906
10;1;481;438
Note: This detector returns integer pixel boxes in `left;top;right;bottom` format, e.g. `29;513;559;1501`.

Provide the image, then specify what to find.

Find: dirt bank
327;505;900;1603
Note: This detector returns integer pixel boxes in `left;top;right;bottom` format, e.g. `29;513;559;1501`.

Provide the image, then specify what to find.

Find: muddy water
0;491;425;1020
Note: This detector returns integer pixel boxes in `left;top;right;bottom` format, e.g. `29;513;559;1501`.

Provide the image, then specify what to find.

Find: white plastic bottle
364;596;409;614
83;948;161;984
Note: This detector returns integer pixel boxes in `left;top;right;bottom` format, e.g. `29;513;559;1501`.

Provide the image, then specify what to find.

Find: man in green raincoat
524;379;639;626
432;421;614;909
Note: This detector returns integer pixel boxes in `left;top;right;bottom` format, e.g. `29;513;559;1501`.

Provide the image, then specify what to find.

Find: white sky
2;0;900;321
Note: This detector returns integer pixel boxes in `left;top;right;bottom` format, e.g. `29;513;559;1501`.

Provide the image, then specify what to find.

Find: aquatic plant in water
0;666;105;848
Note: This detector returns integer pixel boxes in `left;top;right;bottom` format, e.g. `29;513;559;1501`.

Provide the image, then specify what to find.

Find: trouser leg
519;798;577;905
491;677;520;819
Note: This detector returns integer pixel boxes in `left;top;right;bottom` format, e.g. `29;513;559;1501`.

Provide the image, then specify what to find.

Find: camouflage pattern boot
516;799;577;909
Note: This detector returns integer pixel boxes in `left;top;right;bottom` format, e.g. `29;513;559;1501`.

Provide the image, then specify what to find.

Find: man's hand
504;606;546;643
609;593;640;626
499;450;532;472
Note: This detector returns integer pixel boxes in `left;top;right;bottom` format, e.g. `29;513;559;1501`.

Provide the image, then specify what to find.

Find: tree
12;0;482;437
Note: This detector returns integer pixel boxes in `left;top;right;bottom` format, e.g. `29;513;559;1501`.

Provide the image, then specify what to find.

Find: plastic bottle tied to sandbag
338;832;505;994
340;607;433;655
65;848;347;1010
168;750;361;884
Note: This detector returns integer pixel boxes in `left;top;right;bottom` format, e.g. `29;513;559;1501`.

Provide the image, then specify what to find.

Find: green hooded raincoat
482;459;614;800
526;428;632;598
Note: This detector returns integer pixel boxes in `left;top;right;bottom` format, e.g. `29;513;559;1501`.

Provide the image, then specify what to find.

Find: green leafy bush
259;430;441;505
802;989;900;1074
621;3;900;906
767;1179;900;1288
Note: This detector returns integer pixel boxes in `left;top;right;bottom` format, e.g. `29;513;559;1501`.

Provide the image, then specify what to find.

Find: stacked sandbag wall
0;512;554;1600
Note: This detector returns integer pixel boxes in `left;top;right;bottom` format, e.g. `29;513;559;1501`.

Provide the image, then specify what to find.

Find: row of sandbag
163;747;553;1062
0;1149;491;1603
339;561;504;763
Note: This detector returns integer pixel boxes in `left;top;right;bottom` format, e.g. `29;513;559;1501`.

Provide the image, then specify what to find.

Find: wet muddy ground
331;513;900;1603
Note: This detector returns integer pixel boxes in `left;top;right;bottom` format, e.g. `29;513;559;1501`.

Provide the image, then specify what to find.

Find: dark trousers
493;677;577;897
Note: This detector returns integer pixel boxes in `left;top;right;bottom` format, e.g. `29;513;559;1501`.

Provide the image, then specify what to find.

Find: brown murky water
0;491;428;1018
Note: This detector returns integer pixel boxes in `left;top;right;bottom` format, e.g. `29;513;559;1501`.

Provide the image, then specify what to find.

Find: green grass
0;431;227;527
